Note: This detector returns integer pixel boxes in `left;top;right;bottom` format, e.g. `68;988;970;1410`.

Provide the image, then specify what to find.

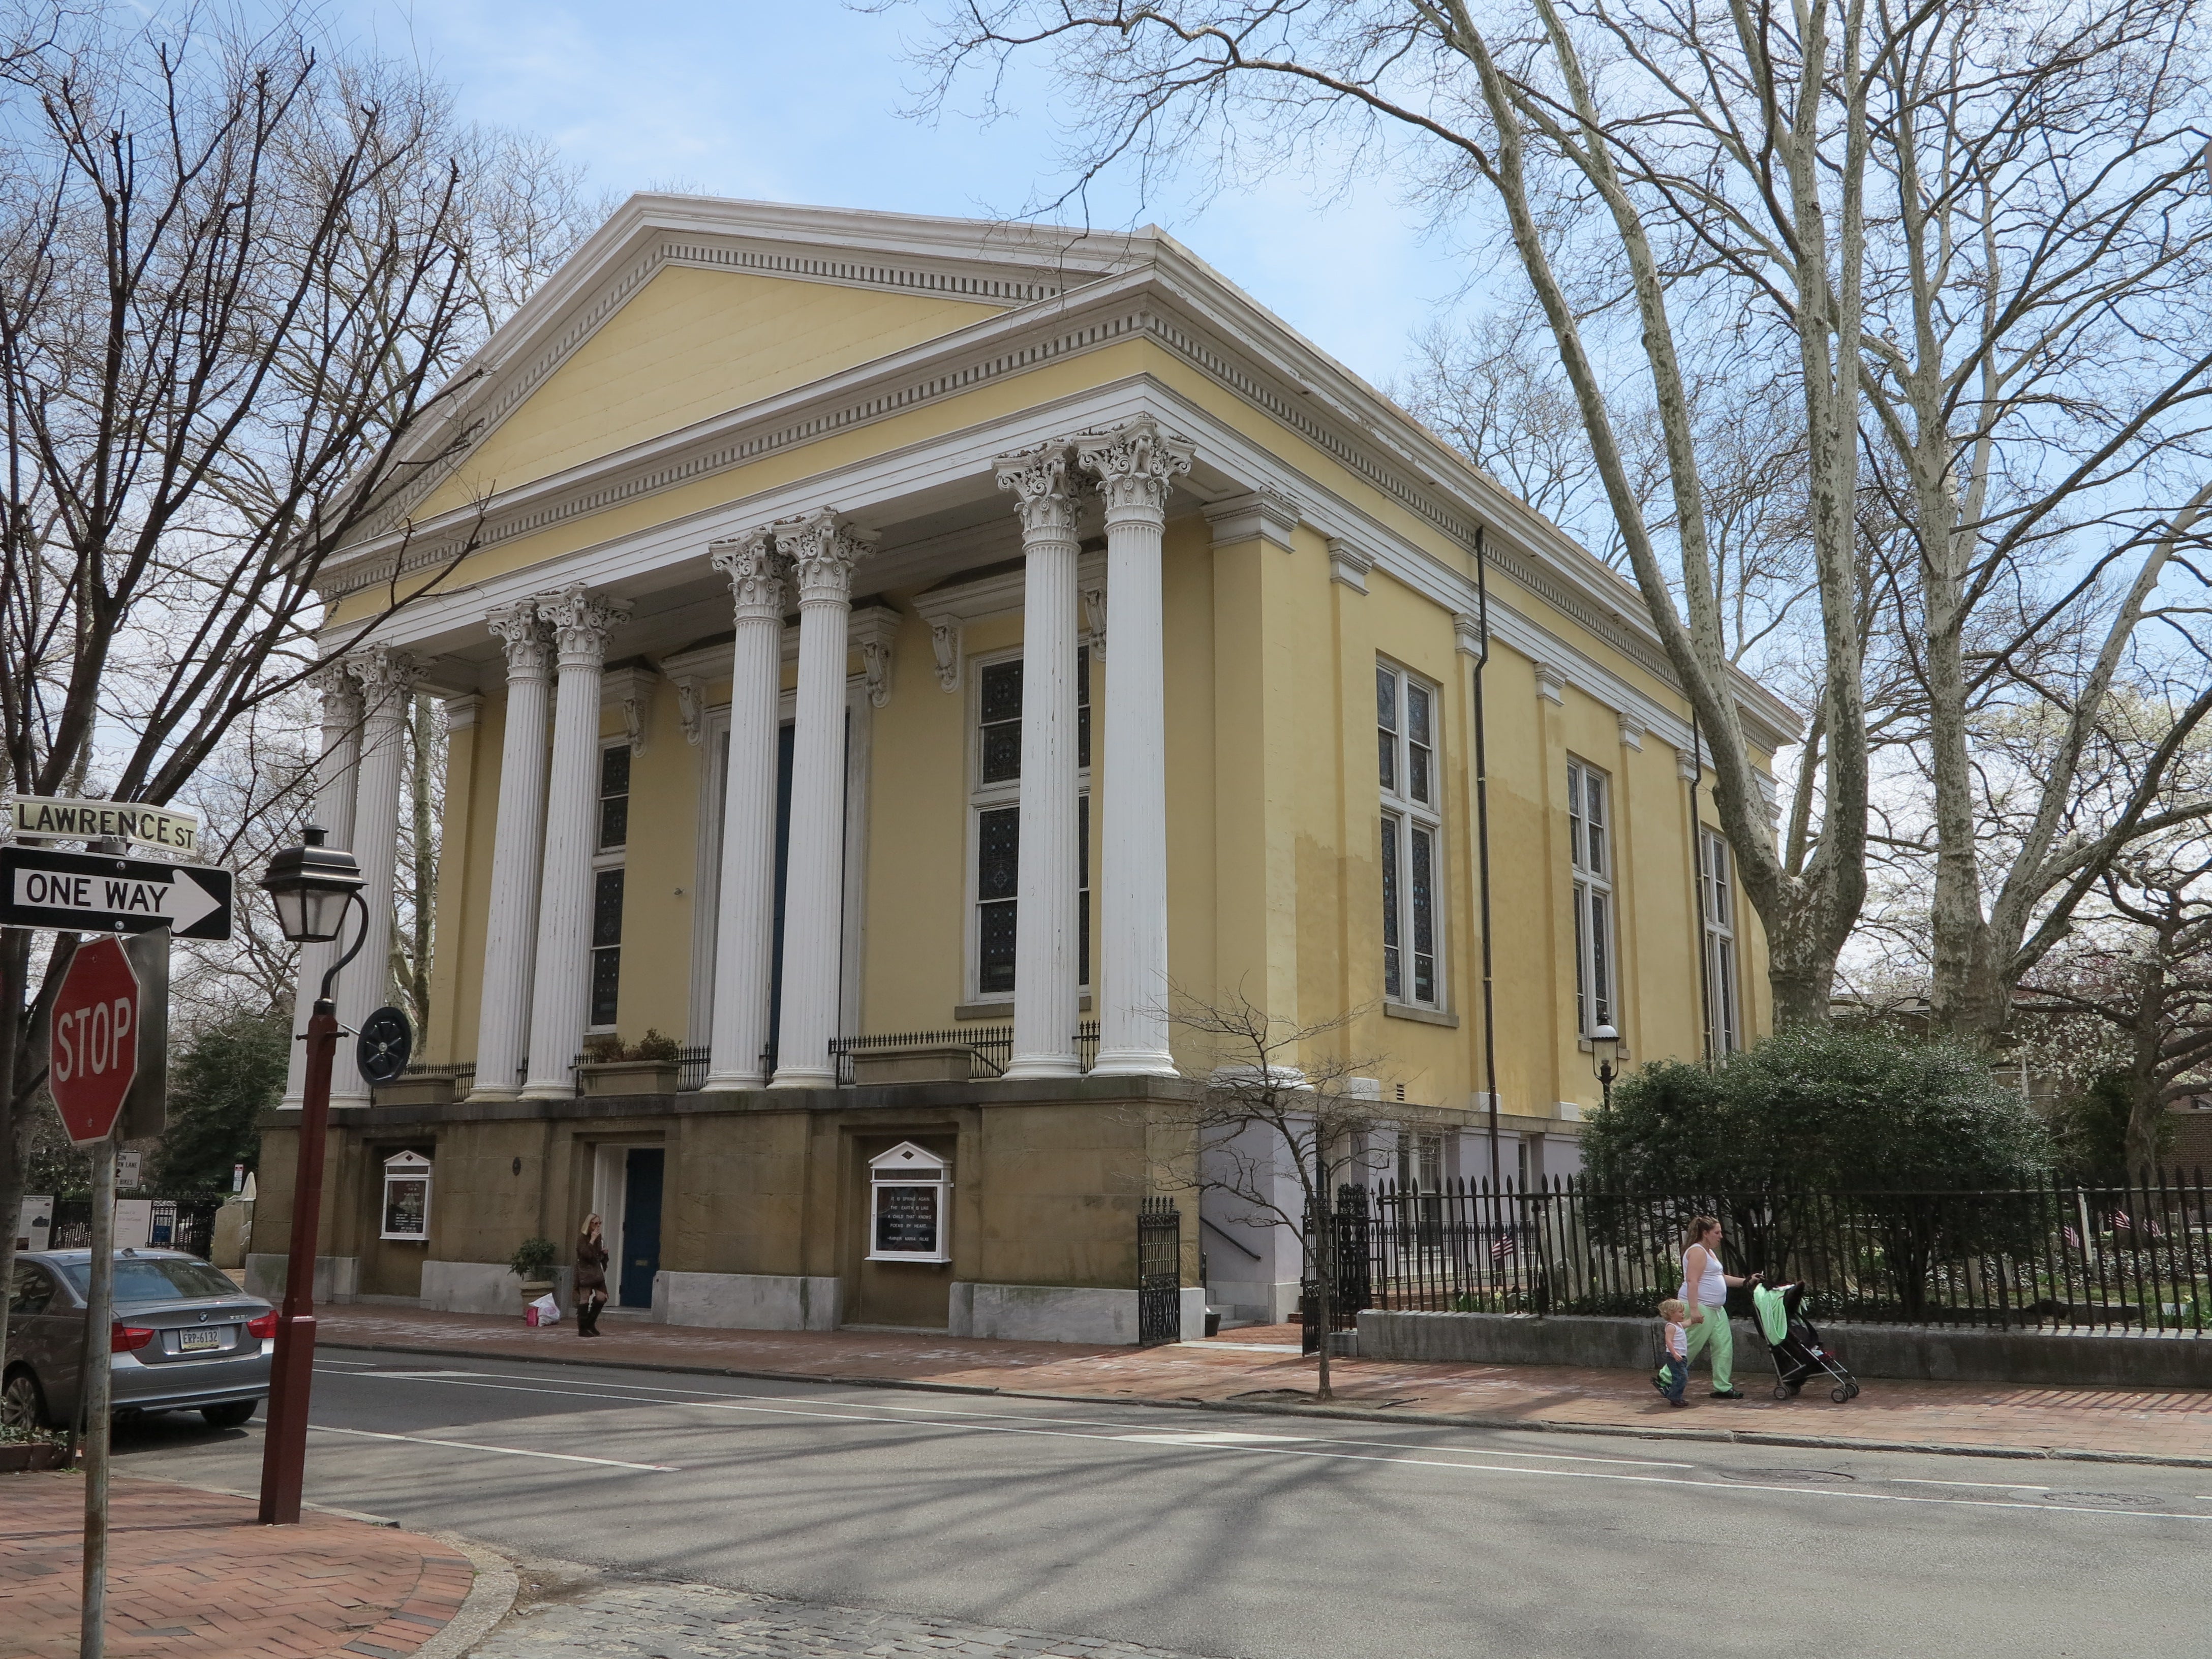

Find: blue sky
318;0;1458;386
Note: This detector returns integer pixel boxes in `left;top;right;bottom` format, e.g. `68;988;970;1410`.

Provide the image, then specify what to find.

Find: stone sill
953;996;1092;1021
1383;1001;1458;1028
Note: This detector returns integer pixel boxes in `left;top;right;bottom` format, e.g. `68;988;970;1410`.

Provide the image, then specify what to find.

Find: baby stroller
1752;1278;1859;1403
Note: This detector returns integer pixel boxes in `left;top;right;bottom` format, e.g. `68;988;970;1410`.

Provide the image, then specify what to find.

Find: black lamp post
255;825;366;1525
1591;1023;1620;1113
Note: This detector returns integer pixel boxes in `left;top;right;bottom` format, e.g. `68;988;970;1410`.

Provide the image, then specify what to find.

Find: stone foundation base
948;1282;1205;1345
243;1253;357;1304
659;1271;842;1332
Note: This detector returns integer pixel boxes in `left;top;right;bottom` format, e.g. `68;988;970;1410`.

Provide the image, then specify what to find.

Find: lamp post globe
1591;1023;1621;1113
258;824;363;942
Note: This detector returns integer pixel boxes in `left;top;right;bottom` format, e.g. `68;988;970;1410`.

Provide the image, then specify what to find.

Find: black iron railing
831;1022;1100;1086
399;1061;476;1092
1344;1172;2212;1334
47;1195;223;1257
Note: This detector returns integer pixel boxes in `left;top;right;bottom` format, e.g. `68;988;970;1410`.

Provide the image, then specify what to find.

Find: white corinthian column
771;510;876;1088
1078;417;1193;1076
333;647;425;1105
469;601;555;1100
997;441;1084;1080
520;585;632;1100
704;529;787;1090
280;662;363;1109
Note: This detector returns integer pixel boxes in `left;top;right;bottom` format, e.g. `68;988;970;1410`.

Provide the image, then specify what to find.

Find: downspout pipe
1472;528;1501;1183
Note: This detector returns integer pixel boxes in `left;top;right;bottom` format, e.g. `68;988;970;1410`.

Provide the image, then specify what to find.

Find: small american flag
1491;1232;1517;1263
2064;1225;2081;1248
2113;1209;2132;1231
2147;1218;2165;1238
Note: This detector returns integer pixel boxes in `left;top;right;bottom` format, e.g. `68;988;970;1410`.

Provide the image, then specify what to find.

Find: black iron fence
1345;1172;2212;1334
1138;1196;1183;1346
48;1196;223;1258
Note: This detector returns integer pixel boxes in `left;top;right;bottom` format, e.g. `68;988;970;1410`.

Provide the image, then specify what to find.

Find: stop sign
50;936;140;1146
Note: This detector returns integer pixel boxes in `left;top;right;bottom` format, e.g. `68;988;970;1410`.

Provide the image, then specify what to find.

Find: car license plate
178;1327;223;1353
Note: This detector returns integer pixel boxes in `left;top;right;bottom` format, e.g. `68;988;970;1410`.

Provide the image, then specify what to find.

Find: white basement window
867;1142;951;1264
380;1151;433;1241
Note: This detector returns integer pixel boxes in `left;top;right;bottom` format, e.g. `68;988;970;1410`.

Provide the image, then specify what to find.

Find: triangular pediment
385;196;1145;532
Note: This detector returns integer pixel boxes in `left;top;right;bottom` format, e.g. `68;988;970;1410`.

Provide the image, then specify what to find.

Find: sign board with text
49;936;140;1146
0;845;231;939
8;795;200;854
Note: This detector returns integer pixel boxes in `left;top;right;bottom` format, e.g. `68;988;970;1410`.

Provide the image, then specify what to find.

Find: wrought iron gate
1137;1196;1183;1346
1301;1185;1374;1354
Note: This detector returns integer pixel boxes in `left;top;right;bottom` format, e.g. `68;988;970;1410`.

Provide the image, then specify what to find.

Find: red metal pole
258;997;336;1525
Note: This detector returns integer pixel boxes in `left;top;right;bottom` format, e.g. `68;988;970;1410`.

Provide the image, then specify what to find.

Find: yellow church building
248;194;1793;1341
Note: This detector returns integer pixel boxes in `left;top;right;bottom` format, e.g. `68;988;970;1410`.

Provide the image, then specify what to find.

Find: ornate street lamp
1591;1023;1621;1114
255;825;365;1526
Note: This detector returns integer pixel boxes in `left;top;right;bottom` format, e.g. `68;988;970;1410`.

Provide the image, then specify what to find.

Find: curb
415;1531;522;1659
318;1336;2212;1470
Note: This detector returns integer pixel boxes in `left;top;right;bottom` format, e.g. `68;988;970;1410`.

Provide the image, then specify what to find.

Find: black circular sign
356;1006;413;1084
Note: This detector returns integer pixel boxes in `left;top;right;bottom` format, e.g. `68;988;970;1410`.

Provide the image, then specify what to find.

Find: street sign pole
80;1133;115;1659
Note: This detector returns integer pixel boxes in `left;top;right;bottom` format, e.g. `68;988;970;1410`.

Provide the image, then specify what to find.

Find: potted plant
0;1423;72;1474
576;1028;683;1096
509;1236;560;1318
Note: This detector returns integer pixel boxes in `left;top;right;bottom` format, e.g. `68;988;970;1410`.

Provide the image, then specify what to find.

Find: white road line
1893;1478;2052;1491
321;1367;2208;1521
343;1368;1695;1468
309;1423;677;1470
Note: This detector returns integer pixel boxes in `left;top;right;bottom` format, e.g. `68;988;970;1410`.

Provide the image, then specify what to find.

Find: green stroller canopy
1752;1281;1790;1346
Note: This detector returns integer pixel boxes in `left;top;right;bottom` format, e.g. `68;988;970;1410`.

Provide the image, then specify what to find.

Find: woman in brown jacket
575;1214;609;1337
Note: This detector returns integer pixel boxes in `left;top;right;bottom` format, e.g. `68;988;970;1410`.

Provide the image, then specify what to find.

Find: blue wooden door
619;1148;664;1307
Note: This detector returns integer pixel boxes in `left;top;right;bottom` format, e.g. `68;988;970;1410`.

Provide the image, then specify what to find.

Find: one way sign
0;846;232;940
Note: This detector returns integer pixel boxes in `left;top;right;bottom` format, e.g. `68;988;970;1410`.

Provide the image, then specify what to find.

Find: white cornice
325;198;1797;755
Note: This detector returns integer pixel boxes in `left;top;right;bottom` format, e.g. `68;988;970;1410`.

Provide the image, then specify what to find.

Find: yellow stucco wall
408;259;1776;1123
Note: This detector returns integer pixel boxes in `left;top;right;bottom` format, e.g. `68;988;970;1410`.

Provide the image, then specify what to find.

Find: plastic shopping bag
527;1293;561;1326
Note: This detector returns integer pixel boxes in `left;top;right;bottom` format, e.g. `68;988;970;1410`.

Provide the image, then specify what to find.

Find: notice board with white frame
867;1142;951;1263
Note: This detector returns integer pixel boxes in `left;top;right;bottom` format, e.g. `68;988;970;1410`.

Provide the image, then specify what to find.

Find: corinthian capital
710;528;788;626
776;509;877;607
1076;417;1194;520
536;584;631;665
345;646;427;715
486;600;553;677
308;657;363;727
994;440;1084;541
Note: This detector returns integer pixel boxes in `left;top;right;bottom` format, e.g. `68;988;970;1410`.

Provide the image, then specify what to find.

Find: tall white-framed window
1377;661;1443;1008
966;647;1090;1002
1700;826;1740;1055
589;740;630;1031
1566;757;1615;1038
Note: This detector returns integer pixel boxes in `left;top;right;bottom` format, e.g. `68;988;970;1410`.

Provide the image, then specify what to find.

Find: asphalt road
112;1346;2212;1659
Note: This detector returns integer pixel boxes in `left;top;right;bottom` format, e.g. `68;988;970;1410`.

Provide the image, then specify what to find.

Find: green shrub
509;1237;559;1280
1584;1020;2053;1193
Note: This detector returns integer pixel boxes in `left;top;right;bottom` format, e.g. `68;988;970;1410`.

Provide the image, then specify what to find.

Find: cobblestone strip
472;1581;1236;1659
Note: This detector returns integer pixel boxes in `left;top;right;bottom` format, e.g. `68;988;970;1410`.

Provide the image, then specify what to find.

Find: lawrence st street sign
0;845;232;940
8;794;200;854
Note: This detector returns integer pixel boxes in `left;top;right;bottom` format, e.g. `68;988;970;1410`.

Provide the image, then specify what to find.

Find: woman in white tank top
1678;1215;1749;1398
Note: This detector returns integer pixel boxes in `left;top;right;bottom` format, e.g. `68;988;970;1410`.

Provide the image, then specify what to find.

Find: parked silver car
3;1248;273;1431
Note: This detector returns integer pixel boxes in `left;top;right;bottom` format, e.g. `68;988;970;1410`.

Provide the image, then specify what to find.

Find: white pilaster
997;441;1084;1080
771;510;875;1088
1078;417;1193;1076
704;530;786;1090
520;585;631;1100
280;662;363;1110
469;602;555;1101
332;647;424;1105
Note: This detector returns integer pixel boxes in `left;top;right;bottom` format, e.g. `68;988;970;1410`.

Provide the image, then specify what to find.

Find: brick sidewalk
0;1472;477;1658
319;1306;2212;1465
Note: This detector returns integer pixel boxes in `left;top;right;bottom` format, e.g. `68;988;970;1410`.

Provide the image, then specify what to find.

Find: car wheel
3;1367;49;1431
200;1399;258;1430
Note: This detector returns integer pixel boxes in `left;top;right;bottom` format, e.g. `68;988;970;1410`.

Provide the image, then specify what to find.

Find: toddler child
1656;1298;1691;1407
